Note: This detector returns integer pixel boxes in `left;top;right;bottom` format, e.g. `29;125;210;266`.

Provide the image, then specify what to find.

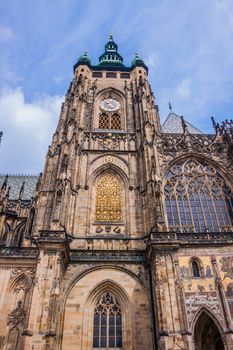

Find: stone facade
0;35;233;350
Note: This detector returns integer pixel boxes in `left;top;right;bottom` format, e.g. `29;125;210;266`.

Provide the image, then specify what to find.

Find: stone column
23;230;69;350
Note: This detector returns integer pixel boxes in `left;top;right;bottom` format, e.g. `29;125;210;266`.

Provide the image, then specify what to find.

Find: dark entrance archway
194;310;225;350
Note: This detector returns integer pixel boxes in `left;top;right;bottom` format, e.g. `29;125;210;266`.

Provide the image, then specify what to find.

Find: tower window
120;73;130;79
106;72;117;78
164;159;233;233
99;114;121;130
99;114;110;129
111;114;121;130
192;260;201;278
95;174;122;222
93;292;122;349
92;72;102;78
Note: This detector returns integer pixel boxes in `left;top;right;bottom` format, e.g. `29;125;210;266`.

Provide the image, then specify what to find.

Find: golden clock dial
100;98;120;112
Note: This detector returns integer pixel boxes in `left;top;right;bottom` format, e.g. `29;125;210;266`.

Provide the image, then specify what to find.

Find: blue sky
0;0;233;174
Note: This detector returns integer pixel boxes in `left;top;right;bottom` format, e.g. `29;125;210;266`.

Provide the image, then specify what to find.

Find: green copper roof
73;35;148;73
131;53;148;70
77;51;91;65
98;34;124;67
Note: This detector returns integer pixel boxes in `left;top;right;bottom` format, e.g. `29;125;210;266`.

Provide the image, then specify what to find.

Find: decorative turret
131;52;148;72
98;33;124;67
73;51;91;71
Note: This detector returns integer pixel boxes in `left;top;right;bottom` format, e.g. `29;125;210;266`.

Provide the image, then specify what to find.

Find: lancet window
192;260;201;278
164;159;233;233
93;292;122;349
95;174;122;222
99;113;110;129
99;114;121;130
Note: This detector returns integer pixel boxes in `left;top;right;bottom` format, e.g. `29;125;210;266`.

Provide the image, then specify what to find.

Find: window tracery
95;174;122;222
164;159;233;233
93;292;122;349
99;113;109;129
111;114;121;130
99;113;121;130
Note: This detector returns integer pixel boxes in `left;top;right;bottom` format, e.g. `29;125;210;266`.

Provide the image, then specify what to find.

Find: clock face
100;98;120;112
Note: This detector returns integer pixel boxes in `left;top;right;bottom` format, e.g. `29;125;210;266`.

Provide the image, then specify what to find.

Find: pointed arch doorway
194;310;225;350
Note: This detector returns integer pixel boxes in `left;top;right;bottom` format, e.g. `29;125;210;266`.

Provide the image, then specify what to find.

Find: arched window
192;260;200;278
99;113;121;130
99;113;109;129
93;292;122;349
95;174;122;222
111;114;121;130
164;159;233;233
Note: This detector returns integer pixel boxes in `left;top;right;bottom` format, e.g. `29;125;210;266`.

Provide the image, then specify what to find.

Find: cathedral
0;34;233;350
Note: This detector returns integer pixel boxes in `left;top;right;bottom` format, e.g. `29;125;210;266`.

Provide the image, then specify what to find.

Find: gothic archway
60;267;153;350
193;310;225;350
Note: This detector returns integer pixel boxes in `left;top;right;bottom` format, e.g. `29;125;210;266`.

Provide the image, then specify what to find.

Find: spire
98;34;124;67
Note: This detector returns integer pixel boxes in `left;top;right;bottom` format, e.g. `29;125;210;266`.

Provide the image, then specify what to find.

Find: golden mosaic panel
179;256;214;293
95;174;122;222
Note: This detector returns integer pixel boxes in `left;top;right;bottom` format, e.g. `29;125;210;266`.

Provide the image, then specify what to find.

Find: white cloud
0;26;14;43
145;53;158;71
0;88;63;173
175;79;191;99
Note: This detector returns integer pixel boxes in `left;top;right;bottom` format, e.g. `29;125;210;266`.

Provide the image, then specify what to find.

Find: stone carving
10;268;35;280
13;277;31;294
7;300;25;330
150;232;233;243
185;291;221;327
96;226;103;233
113;226;121;234
144;122;155;145
70;250;145;263
0;248;38;258
92;132;127;150
168;337;185;350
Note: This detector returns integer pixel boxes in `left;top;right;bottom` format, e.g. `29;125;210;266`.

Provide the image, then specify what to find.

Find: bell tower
1;34;233;350
33;34;163;246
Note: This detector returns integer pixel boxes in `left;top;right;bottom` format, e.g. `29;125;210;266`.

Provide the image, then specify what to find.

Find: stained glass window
93;292;122;349
164;160;233;233
96;174;122;222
